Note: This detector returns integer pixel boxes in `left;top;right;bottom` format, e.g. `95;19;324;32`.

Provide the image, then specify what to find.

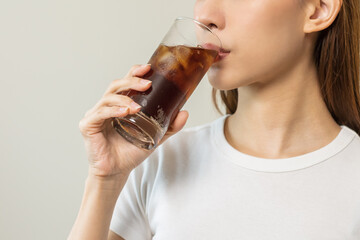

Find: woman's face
194;0;308;90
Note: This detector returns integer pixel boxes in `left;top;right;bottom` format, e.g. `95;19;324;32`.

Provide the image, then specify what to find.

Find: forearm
68;171;129;240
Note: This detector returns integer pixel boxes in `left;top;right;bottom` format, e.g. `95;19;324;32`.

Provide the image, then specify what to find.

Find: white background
0;0;223;239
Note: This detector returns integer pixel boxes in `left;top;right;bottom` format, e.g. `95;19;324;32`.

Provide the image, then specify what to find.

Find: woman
68;0;360;239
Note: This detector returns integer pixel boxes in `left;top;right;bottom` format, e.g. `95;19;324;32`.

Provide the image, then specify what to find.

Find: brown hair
212;0;360;135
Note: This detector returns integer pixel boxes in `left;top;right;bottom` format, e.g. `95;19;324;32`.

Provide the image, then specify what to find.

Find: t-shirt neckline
212;115;356;173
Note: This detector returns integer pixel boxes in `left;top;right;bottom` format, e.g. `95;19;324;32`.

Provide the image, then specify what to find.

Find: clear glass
112;17;222;150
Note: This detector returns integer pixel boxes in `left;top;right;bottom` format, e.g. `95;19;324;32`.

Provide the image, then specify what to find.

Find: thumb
159;110;189;145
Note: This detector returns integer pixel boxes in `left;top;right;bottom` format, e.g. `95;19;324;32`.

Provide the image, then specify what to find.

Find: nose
194;0;225;31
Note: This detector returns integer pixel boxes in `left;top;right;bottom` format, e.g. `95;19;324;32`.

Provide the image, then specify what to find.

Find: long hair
212;0;360;135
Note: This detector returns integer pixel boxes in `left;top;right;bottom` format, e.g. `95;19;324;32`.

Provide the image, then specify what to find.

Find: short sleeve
110;163;153;240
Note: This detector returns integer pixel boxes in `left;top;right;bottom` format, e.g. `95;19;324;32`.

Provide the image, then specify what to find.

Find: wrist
87;169;130;193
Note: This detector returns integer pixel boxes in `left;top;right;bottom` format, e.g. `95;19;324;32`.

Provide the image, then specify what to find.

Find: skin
194;0;342;158
68;0;343;239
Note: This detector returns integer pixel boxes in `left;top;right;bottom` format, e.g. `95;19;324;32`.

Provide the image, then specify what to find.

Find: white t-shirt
110;115;360;240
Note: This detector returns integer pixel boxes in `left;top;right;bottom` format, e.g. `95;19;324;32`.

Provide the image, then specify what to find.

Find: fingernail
131;102;141;110
141;63;151;67
140;79;151;85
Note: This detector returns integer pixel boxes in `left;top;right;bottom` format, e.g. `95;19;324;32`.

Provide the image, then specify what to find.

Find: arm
67;65;152;240
67;172;128;240
68;64;188;240
108;230;125;240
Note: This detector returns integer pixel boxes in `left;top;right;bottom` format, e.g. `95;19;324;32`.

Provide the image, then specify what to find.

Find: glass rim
175;16;222;48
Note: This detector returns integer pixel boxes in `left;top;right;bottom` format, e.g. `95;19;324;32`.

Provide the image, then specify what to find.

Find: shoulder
339;125;360;155
158;114;228;157
163;119;217;151
340;126;360;169
133;115;227;179
157;116;224;158
328;126;360;181
333;126;360;192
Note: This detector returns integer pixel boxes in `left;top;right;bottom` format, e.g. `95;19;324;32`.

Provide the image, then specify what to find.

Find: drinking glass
112;17;222;150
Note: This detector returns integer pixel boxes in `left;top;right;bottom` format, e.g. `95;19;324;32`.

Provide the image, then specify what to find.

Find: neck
225;59;340;159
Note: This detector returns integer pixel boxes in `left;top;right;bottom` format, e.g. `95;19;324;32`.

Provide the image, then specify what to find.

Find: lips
215;49;230;62
201;43;230;63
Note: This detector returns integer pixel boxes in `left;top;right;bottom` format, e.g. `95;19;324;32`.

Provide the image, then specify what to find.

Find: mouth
200;43;230;63
215;49;230;63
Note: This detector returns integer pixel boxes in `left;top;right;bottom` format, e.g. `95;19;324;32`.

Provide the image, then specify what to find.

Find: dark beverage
135;44;217;124
112;44;218;149
147;44;218;99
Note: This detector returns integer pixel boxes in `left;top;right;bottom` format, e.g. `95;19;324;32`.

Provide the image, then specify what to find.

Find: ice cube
174;45;192;70
156;51;178;73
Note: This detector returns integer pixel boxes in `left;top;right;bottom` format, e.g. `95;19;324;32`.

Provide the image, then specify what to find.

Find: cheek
243;2;304;61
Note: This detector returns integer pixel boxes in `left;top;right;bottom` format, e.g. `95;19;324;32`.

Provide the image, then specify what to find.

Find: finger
104;76;152;96
132;64;152;77
79;106;130;136
126;64;152;78
159;110;189;144
95;94;142;114
86;94;142;124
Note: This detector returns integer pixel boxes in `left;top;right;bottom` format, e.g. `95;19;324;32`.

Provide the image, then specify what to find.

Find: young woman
68;0;360;239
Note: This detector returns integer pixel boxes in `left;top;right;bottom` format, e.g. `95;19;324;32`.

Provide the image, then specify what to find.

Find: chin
207;67;249;91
